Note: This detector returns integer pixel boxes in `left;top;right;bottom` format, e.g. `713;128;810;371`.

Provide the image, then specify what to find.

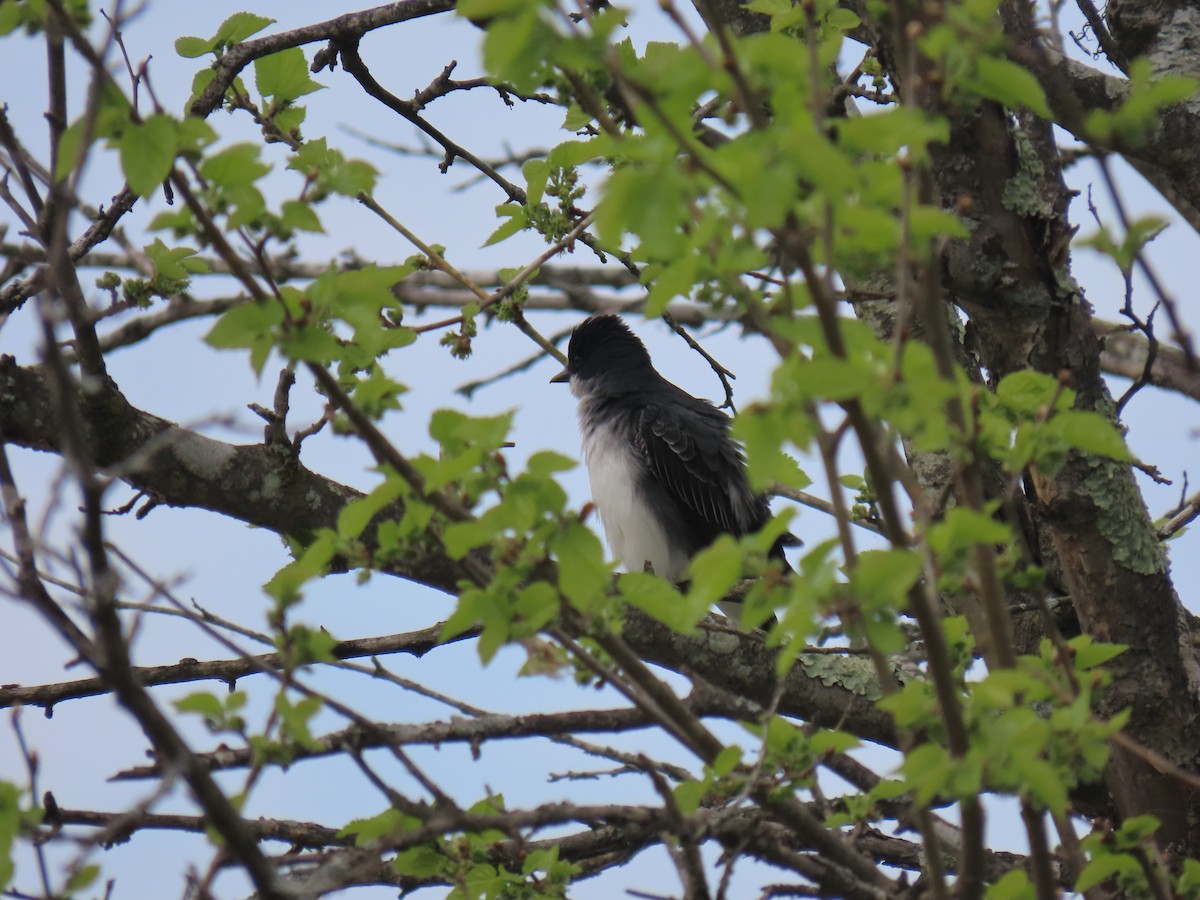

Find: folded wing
635;397;767;549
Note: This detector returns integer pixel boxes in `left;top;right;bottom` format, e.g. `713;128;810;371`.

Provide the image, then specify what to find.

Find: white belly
582;423;689;582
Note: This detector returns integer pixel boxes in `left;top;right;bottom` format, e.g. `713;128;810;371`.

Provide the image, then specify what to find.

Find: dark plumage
551;315;791;593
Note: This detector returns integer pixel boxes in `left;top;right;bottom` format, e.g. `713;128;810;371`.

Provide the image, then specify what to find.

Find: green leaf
619;571;687;628
466;863;506;896
798;358;877;401
55;119;87;181
1045;411;1131;461
457;0;534;19
429;409;513;452
596;163;687;255
338;478;405;539
526;450;576;478
868;779;910;803
836;107;949;158
66;864;101;892
176;117;218;157
552;522;610;609
281;199;323;233
423;445;484;493
264;531;337;605
523;158;550;206
226;184;267;228
1069;635;1126;670
900;742;952;805
993;369;1070;415
524;846;565;877
200;142;270;188
561;104;594;131
825;7;860;31
968;56;1051;118
275;105;307;135
205;300;283;349
328;158;377;196
0;780;22;889
1082;215;1167;273
339;808;415;844
1012;755;1069;814
928;506;1011;556
1086;59;1199;143
514;582;560;633
733;405;812;492
353;370;409;417
712;745;742;777
484;203;528;246
482;11;559;92
274;693;322;749
286;625;339;665
442;518;496;559
850;548;923;607
175;35;216;57
1177;858;1200;898
174;691;224;719
685;536;744;616
187;68;218;110
255;46;323;101
907;206;969;243
282;326;342;364
213;12;275;45
1076;852;1139;893
394;845;447;877
986;868;1035;900
673;779;706;815
144;238;207;282
547;137;604;170
1116;814;1161;845
1118;217;1166;266
0;2;24;35
745;0;804;29
307;264;413;359
58;83;135;180
643;254;699;317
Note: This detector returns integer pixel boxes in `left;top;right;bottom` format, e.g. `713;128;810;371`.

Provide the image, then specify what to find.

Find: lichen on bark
1081;456;1168;576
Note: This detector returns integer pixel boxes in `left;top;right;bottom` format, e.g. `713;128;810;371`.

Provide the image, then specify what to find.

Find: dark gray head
550;315;654;390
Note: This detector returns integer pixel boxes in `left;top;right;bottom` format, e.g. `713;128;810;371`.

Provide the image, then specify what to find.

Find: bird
550;315;793;616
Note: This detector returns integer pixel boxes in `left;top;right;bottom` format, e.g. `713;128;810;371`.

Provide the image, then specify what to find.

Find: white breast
581;420;689;583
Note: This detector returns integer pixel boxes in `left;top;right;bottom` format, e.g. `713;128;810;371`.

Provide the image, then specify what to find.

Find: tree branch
188;0;458;119
0;623;457;711
111;698;748;781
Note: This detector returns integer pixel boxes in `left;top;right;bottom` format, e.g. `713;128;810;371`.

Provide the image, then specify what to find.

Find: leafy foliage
1;0;1197;897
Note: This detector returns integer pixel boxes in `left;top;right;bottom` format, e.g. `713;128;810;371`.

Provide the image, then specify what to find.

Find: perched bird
551;315;792;610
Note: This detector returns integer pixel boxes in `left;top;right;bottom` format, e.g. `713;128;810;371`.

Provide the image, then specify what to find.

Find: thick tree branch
688;0;1200;859
0;357;900;749
1029;47;1200;227
0;355;467;592
1097;319;1200;402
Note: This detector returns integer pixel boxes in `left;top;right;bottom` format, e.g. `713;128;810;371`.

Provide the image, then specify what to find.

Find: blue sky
1;1;1196;896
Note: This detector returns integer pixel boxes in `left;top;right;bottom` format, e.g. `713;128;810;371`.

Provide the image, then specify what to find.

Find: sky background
1;1;1197;897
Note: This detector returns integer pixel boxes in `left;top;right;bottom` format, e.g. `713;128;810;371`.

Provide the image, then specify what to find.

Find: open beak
549;368;570;384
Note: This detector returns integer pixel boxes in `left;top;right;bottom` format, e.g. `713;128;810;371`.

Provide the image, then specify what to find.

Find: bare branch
0;623;457;711
188;0;457;118
336;36;526;202
112;700;737;781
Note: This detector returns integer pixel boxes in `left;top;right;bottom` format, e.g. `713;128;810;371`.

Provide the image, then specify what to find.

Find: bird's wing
635;397;763;539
